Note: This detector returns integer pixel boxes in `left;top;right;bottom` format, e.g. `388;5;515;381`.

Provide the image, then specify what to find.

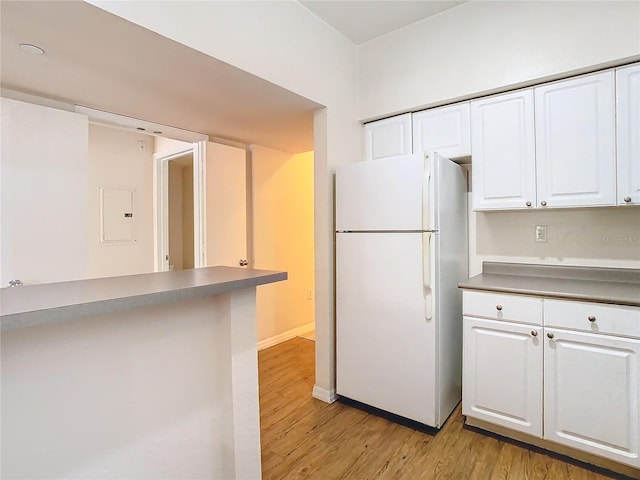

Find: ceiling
1;1;465;153
299;1;467;45
0;1;320;153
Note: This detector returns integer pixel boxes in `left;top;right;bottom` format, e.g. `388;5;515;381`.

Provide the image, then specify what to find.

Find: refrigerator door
336;154;427;232
336;231;437;426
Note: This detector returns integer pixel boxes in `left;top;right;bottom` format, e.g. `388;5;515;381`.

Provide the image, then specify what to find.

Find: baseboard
312;385;337;404
466;416;640;478
257;322;315;351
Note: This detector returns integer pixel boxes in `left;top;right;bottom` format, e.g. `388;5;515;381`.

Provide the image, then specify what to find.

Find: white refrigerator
335;151;468;428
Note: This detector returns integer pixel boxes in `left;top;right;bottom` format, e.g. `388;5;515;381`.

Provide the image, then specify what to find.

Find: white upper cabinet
364;113;412;162
412;102;470;158
534;70;616;208
616;63;640;206
471;90;536;210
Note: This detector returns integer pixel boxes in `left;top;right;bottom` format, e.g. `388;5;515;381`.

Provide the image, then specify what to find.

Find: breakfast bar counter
1;266;286;479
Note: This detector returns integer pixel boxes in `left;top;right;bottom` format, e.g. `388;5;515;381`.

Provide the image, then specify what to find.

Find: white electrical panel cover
100;187;135;243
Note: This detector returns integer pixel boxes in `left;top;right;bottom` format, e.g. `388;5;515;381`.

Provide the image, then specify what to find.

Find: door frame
152;141;207;272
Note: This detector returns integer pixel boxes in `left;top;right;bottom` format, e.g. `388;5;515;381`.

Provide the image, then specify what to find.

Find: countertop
458;262;640;307
1;266;287;331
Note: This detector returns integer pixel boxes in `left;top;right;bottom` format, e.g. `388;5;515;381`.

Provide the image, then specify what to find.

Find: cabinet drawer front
545;300;640;338
463;291;543;325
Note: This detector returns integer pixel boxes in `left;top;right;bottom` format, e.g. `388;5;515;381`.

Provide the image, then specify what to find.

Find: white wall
252;146;315;343
88;124;154;278
358;1;640;120
89;0;360;401
0;97;89;286
154;136;191;153
469;202;640;276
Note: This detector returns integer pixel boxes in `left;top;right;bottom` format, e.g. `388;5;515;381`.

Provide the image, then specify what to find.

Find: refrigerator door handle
423;232;432;320
422;153;431;231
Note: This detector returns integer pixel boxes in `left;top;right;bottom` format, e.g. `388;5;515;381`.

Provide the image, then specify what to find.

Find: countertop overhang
458;262;640;307
1;266;287;331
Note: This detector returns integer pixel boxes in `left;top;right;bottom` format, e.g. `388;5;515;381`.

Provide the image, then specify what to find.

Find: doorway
154;140;248;273
167;153;194;270
153;143;202;272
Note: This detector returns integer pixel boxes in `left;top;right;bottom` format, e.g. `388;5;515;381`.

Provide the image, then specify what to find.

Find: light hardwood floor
258;337;633;480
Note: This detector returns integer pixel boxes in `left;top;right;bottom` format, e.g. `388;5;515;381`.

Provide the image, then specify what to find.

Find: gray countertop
1;267;287;331
458;262;640;307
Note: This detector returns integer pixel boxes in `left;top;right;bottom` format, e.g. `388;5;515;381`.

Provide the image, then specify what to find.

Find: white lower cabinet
463;317;542;436
544;328;640;467
463;291;640;470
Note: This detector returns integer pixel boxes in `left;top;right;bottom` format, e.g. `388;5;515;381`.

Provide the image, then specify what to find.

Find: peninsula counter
1;266;286;479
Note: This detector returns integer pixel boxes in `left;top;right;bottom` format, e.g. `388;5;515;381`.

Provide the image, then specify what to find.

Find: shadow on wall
475;207;640;262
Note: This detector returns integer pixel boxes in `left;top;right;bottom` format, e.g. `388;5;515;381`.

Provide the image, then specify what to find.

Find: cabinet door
463;317;543;436
412;102;470;158
616;63;640;206
364;113;412;162
470;90;536;210
535;71;616;208
544;328;640;467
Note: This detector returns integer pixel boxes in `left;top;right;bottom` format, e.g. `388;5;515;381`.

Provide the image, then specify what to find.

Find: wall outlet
535;225;548;243
307;289;313;301
137;140;146;152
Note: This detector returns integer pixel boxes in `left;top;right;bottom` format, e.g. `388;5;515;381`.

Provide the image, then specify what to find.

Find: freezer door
336;154;426;231
336;232;437;426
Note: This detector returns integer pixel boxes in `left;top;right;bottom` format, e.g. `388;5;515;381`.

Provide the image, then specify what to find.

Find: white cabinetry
463;291;543;436
364;113;412;162
616;63;640;206
412;102;470;159
535;70;616;208
471;67;632;211
462;291;640;469
470;90;536;210
544;299;640;467
544;328;639;467
463;317;543;436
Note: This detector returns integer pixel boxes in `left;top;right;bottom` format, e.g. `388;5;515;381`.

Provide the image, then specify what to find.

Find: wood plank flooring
258;338;633;480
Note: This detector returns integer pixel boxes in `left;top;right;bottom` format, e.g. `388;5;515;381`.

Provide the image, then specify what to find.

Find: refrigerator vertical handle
423;232;432;320
422;153;431;231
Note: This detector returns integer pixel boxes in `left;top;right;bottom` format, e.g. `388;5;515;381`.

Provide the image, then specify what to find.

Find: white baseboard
257;322;315;351
312;385;337;404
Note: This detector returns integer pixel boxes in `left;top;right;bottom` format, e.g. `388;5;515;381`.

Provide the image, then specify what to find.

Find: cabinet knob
531;330;538;337
624;196;632;203
547;332;554;339
526;201;532;207
540;200;547;207
496;305;503;311
588;315;596;322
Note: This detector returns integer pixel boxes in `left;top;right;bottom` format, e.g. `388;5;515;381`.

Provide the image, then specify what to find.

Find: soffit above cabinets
298;0;467;45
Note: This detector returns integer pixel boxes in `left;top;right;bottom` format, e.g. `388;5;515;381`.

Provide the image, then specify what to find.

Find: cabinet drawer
463;291;543;325
544;300;640;338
